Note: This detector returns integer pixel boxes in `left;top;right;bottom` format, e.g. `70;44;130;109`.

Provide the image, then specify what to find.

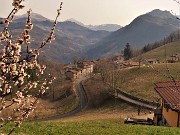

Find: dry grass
28;79;78;119
53;97;150;123
31;95;77;120
27;60;79;119
0;93;77;121
56;76;150;122
133;40;180;62
114;63;180;101
83;76;111;108
77;75;150;123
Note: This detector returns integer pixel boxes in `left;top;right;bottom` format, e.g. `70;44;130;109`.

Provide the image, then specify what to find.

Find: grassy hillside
134;40;180;62
127;40;180;100
91;40;180;102
88;62;180;102
3;119;180;135
84;61;180;102
115;63;180;101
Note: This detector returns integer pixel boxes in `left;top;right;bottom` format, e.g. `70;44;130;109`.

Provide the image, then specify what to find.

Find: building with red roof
154;81;180;127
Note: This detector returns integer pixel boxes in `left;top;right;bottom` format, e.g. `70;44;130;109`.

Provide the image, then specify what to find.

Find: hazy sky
0;0;180;26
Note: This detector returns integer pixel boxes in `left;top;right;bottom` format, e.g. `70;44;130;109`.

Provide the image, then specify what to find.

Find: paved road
37;76;88;121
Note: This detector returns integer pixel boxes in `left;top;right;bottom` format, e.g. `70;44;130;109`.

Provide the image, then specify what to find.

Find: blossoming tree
0;0;63;134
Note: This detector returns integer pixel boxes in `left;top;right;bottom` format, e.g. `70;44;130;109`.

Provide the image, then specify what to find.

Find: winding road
38;76;88;121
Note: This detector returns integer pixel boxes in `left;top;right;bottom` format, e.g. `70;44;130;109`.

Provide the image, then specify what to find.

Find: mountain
148;9;174;19
15;13;50;22
86;9;179;59
0;13;110;63
65;18;85;26
87;24;122;32
65;18;122;32
1;10;178;62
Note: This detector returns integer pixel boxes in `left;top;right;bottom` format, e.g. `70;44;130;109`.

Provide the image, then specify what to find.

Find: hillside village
64;61;94;80
64;52;180;80
62;49;180;128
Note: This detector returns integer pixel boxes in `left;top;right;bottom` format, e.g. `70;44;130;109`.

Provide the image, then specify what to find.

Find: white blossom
0;1;63;134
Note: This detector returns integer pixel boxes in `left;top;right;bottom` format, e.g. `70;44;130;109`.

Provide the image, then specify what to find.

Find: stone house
112;54;124;64
146;59;159;64
65;61;94;80
65;70;79;80
77;61;93;75
170;54;180;63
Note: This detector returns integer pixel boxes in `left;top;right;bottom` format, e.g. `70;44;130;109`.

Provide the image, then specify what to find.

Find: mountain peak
147;9;173;19
65;18;85;26
15;12;50;21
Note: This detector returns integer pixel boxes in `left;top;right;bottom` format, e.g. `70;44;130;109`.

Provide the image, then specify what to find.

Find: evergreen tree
123;43;133;60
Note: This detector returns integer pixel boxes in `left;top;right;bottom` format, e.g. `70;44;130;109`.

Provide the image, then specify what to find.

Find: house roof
66;70;78;74
155;81;180;111
155;81;180;87
147;59;158;62
129;62;139;66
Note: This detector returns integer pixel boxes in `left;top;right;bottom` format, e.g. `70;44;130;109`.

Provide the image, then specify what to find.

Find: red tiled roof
155;81;180;87
155;81;180;111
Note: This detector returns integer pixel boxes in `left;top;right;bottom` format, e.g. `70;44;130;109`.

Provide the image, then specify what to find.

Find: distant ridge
0;13;110;63
65;18;85;26
65;18;122;32
15;12;50;22
87;24;122;32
